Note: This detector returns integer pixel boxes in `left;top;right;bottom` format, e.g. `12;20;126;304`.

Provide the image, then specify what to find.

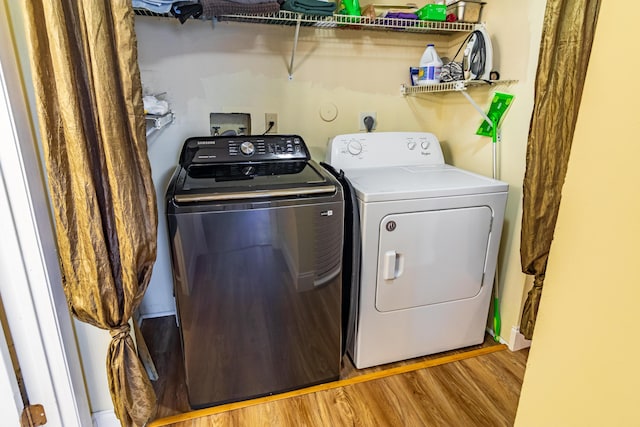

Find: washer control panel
326;132;445;170
181;135;309;165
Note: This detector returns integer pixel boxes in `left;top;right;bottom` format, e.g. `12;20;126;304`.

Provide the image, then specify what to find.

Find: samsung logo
197;140;216;145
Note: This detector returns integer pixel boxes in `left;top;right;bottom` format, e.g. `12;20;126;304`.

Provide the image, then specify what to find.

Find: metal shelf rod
461;90;493;127
288;14;302;79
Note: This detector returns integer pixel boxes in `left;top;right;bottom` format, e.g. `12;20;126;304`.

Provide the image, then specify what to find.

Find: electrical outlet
359;112;377;131
265;113;278;134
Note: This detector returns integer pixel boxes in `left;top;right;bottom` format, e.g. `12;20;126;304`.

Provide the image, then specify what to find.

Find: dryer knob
407;141;417;150
421;140;431;150
347;140;363;156
240;141;255;156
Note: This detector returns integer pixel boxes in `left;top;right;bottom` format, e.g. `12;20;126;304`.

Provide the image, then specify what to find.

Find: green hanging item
476;92;514;139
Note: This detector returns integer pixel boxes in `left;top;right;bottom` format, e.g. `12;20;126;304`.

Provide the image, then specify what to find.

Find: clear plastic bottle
417;44;443;86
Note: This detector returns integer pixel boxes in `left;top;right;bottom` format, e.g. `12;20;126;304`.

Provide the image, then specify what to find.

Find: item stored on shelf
463;27;493;80
446;0;485;23
201;0;281;18
409;67;419;86
371;4;417;17
361;4;377;19
417;44;443;85
440;61;464;82
339;0;361;16
416;3;446;21
385;11;418;19
282;0;337;16
143;95;169;115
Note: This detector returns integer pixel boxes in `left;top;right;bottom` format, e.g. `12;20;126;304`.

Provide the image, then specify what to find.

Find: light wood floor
142;316;528;427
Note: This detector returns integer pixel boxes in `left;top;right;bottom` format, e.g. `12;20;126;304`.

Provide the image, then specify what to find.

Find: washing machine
166;135;344;408
326;132;508;369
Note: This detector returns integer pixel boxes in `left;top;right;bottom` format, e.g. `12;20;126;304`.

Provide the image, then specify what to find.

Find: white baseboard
486;326;532;351
485;327;508;345
92;410;119;427
508;326;532;351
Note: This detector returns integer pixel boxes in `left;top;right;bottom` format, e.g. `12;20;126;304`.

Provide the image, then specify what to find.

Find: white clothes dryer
327;132;508;369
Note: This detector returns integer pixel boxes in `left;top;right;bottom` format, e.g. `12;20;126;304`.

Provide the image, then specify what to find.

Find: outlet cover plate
359;112;377;131
265;113;278;133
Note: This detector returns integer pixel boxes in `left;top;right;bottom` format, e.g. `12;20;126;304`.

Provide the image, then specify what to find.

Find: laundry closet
17;0;545;418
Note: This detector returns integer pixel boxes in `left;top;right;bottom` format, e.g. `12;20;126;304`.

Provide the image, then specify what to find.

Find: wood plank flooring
141;316;528;427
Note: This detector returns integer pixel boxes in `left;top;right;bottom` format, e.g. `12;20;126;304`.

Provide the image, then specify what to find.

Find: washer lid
173;161;335;203
346;164;508;202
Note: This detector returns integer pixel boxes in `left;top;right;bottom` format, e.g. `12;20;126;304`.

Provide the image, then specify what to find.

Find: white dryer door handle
383;250;404;281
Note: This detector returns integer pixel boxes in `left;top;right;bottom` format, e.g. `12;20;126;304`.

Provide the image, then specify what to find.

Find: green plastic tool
476;92;514;139
476;91;514;343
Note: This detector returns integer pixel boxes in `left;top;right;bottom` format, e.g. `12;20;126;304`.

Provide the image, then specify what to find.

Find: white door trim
0;3;92;426
0;316;23;423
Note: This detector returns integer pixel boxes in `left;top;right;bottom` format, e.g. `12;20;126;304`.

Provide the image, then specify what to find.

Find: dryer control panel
326;132;445;170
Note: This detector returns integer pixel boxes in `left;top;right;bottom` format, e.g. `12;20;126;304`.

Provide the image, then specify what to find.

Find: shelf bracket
461;90;510;181
145;112;174;138
460;90;493;128
288;14;303;80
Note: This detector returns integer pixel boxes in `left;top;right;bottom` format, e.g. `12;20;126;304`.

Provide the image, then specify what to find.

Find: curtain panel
23;1;157;425
520;0;600;340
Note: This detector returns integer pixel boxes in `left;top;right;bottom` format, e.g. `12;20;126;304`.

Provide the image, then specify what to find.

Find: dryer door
376;206;493;312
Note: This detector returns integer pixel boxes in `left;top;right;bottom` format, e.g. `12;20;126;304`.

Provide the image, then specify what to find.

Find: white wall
135;5;547;351
135;16;455;315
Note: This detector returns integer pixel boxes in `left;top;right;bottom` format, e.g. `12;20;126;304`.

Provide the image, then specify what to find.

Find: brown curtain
23;1;157;425
520;0;600;340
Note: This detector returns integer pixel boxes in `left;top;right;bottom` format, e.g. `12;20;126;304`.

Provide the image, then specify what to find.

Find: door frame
0;3;91;426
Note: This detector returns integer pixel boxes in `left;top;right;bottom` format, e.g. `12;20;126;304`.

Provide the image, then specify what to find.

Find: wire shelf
218;11;477;34
145;112;175;137
133;8;171;17
400;79;518;95
133;8;478;34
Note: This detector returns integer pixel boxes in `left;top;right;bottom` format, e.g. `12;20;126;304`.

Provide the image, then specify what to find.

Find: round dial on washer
347;140;363;156
407;141;417;150
421;140;431;150
240;141;255;156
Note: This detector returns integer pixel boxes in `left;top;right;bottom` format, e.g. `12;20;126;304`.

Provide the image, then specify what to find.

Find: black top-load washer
166;135;344;409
